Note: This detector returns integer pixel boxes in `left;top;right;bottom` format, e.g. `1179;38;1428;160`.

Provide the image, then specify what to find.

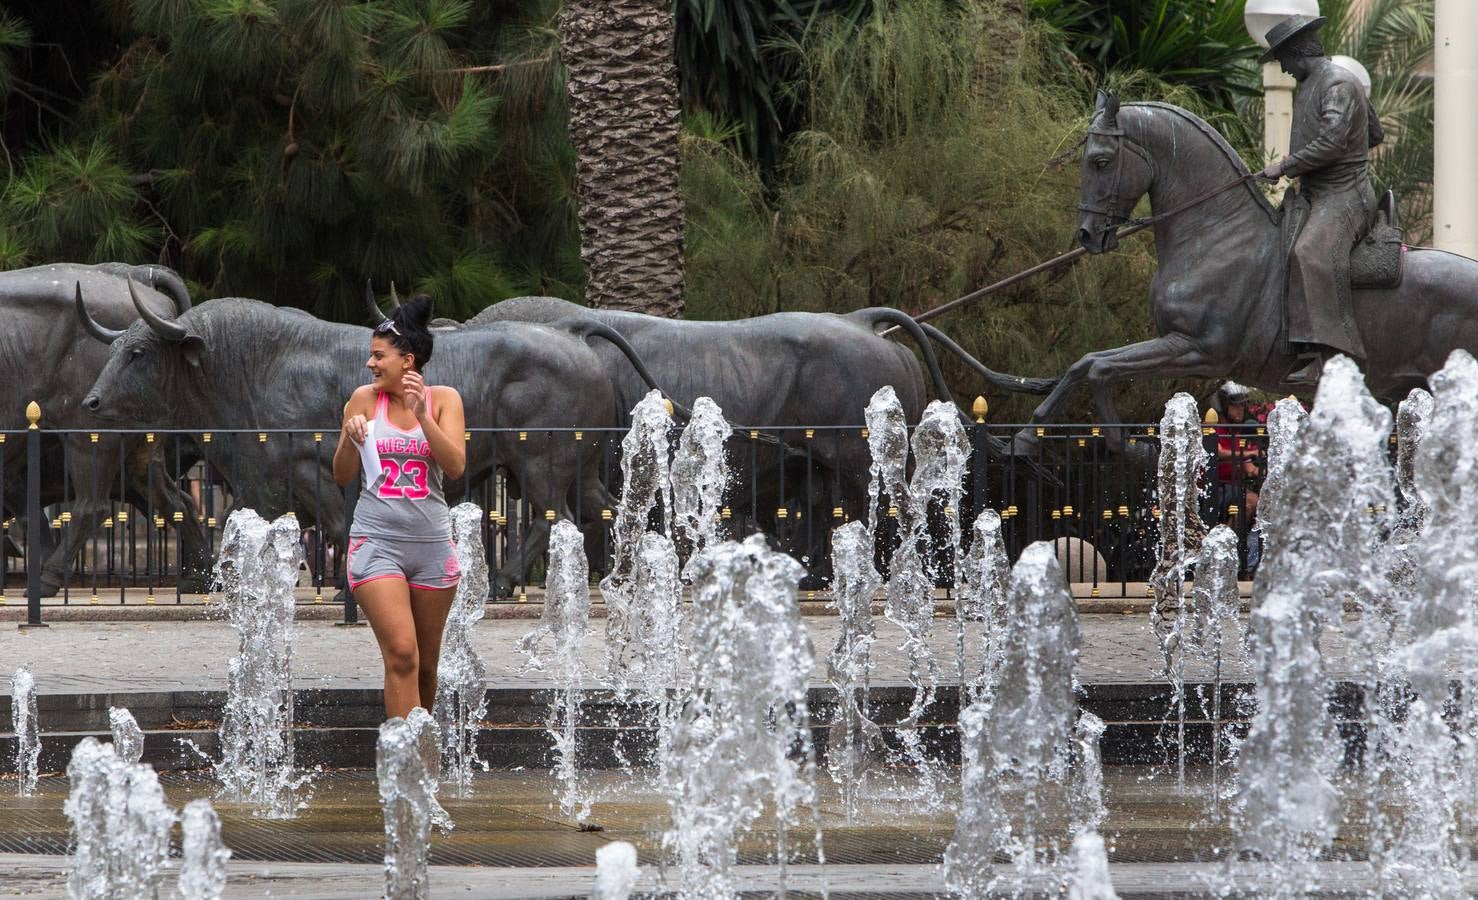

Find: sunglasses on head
374;320;401;337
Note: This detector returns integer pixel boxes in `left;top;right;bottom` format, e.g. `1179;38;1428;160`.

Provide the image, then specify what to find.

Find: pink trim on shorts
408;579;460;591
348;573;406;591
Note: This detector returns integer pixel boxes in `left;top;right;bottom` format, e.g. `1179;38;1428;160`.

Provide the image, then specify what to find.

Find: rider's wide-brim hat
1259;15;1328;64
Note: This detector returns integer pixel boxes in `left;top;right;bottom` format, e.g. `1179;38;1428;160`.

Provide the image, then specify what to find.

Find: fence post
22;401;46;629
339;471;361;625
969;396;988;524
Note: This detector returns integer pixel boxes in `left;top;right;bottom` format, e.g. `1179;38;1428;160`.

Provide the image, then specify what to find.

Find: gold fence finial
662;397;674;417
25;401;40;429
972;395;988;423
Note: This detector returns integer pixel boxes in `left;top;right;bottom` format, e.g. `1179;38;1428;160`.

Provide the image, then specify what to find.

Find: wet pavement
0;614;1361;695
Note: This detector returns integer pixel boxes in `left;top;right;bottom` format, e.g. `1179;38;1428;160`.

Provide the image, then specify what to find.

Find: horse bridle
1076;123;1156;232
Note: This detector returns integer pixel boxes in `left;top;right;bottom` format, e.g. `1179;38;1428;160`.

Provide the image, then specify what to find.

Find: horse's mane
1124;101;1278;222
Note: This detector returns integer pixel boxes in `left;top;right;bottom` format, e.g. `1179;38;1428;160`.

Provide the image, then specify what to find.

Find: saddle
1281;189;1405;291
1351;190;1405;290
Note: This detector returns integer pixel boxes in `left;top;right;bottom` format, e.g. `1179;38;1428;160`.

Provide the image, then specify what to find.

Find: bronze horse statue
1029;92;1478;433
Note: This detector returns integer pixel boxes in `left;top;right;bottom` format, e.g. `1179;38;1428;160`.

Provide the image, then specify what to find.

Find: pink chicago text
376;437;433;457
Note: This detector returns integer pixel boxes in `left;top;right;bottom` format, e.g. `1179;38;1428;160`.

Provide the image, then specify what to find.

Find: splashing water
592;841;641;899
214;509;305;817
1385;388;1433;594
671;396;731;576
64;737;176;900
377;707;452;900
826;521;884;824
1370;350;1478;895
958;510;1010;704
1066;831;1120;900
1071;711;1108;835
520;519;593;822
434;503;490;798
941;702;1011;898
1185;525;1241;803
1250;397;1308;599
865;387;928;729
945;543;1091;896
604;389;674;596
601;390;681;771
1148;394;1207;793
177;799;231;899
1150;393;1208;638
1236;357;1393;895
11;666;38;797
870;393;970;795
605;532;682;697
662;535;820;899
108;707;143;766
609;532;684;780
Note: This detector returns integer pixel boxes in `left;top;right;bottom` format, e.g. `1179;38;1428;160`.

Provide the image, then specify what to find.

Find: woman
333;294;466;719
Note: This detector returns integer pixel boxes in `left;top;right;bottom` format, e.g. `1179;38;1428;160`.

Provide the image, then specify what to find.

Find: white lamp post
1435;0;1478;258
1329;55;1371;96
1244;0;1321;168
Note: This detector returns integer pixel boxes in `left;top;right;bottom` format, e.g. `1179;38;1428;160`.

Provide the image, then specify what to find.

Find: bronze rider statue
1254;15;1384;387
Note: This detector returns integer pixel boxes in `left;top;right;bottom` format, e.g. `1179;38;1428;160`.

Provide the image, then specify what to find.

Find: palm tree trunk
560;0;686;318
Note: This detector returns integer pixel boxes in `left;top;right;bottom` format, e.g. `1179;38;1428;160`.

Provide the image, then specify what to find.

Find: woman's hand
404;371;429;420
344;414;369;444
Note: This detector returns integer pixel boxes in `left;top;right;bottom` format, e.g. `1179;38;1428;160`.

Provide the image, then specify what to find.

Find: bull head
75;269;193;344
128;278;206;367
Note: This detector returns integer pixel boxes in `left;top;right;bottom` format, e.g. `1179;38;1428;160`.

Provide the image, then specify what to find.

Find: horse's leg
1082;335;1219;450
1031;334;1201;423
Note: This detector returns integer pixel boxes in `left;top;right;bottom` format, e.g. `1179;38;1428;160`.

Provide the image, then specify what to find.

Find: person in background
1205;382;1264;572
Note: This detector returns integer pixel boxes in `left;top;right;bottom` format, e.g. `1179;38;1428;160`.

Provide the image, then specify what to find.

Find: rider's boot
1285;352;1325;389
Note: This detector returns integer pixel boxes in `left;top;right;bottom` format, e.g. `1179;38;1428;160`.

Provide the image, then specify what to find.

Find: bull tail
852;308;1061;484
917;323;1057;395
849;307;956;405
548;317;695;420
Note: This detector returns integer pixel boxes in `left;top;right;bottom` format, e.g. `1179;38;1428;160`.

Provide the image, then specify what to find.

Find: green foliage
675;0;873;168
3;0;567;320
684;0;1179;420
5;138;156;263
1029;0;1261;111
0;10;30;104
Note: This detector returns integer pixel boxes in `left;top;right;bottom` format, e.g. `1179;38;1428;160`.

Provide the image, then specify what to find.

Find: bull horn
129;277;189;341
365;279;390;324
389;281;401;308
75;282;125;343
131;265;192;313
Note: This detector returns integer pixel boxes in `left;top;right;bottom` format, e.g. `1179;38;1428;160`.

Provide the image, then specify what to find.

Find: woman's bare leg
409;586;457;712
356;578;421;719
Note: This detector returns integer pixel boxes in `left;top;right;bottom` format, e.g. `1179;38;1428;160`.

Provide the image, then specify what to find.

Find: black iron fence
3;408;1288;625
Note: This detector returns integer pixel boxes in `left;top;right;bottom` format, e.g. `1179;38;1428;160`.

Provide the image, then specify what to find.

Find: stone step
0;679;1391;773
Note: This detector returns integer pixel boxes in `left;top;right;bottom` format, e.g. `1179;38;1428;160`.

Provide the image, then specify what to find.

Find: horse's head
1077;91;1153;254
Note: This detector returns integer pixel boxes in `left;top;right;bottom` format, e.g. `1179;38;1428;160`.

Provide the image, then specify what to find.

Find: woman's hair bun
384;291;436;370
392;293;434;332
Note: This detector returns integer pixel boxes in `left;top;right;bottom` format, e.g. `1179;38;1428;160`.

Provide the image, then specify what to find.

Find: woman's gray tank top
350;388;450;541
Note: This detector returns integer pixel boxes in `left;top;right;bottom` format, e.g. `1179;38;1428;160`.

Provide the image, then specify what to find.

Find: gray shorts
347;535;461;592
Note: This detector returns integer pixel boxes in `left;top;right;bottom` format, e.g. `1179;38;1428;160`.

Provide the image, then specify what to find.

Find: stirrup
1285;355;1324;387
